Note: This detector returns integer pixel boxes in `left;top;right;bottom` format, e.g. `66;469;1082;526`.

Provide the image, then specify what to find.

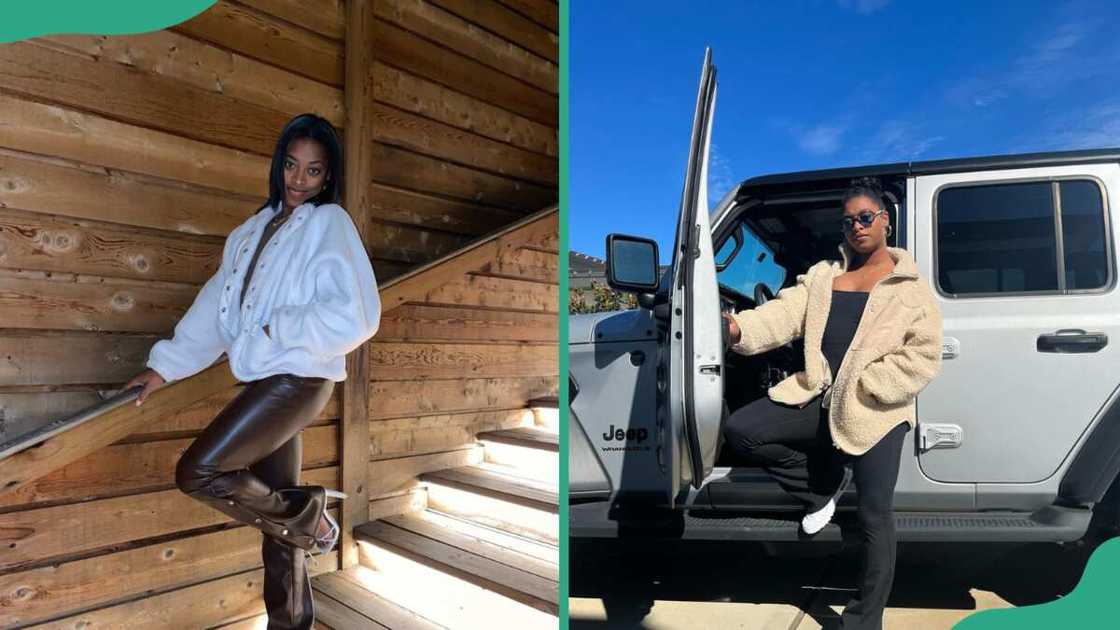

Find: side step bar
570;503;1092;543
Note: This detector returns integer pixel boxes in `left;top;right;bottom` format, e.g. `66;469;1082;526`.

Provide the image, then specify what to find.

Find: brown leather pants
175;373;335;630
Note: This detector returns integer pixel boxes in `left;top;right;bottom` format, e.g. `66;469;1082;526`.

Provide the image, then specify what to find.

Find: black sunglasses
840;209;886;233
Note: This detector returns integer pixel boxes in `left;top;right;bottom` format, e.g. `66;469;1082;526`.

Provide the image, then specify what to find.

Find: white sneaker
800;464;853;535
801;499;837;535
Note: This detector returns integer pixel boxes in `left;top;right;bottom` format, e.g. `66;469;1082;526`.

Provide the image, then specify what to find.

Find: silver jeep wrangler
569;50;1120;545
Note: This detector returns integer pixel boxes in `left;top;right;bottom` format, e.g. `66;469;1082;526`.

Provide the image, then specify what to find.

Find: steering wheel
750;283;796;369
753;283;775;306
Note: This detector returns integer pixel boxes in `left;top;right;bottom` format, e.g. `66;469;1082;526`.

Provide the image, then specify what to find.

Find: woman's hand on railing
123;369;167;407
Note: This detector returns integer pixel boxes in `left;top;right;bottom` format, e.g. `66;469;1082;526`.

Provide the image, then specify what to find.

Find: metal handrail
0;385;144;461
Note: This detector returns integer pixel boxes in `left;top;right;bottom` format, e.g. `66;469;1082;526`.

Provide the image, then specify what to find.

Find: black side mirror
606;234;660;292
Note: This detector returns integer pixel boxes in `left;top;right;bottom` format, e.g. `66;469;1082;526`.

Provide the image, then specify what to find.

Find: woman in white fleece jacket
723;177;942;630
123;113;380;630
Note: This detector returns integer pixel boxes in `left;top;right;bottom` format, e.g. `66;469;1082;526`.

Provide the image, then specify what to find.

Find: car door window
935;179;1112;296
715;225;786;298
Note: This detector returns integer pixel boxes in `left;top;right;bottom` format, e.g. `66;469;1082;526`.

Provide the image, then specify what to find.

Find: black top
821;290;869;379
239;213;289;308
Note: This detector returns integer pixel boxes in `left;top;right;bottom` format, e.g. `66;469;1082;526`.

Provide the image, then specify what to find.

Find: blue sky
570;0;1120;262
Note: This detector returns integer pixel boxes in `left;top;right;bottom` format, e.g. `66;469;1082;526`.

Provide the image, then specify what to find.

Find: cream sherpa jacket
728;245;943;455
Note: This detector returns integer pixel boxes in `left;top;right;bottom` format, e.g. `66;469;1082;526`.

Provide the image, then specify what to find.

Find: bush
570;281;638;314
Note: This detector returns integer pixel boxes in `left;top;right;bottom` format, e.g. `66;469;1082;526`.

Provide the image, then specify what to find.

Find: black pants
723;395;909;630
175;373;335;630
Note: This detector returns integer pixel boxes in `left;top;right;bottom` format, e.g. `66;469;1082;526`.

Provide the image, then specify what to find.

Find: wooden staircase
308;398;559;629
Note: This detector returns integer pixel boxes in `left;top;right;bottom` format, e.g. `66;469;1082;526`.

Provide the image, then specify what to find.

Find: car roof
741;147;1120;188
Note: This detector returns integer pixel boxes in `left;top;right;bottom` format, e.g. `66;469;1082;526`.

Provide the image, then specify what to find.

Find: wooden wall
0;2;350;625
367;210;559;502
0;0;558;625
362;0;559;276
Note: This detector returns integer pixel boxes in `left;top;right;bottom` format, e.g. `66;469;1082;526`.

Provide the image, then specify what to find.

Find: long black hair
259;113;344;213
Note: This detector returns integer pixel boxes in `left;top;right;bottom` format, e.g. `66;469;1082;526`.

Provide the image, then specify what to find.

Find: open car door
668;48;724;504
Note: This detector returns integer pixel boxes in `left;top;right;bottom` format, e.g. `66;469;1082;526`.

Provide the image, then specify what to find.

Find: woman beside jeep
722;176;944;630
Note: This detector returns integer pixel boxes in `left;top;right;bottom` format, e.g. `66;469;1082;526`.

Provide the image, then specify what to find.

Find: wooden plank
175;0;344;86
368;376;557;419
373;19;556;126
216;615;335;630
340;0;376;575
26;552;338;629
314;591;389;630
356;519;557;613
0;207;222;285
313;571;443;630
0;271;198;334
0;390;107;450
418;508;555;564
428;0;558;63
371;143;556;212
0;361;238;502
378;208;557;311
384;512;557;581
371;257;415;281
0;467;338;571
478;426;557;451
0;41;293;155
0;331;159;386
368;408;529;459
40;30;344;127
368;342;556;381
238;0;345;40
420;273;558;312
495;0;559;32
0;149;254;236
119;384;340;439
376;305;556;342
366;219;470;265
421;466;557;509
376;0;557;94
373;63;556;157
366;446;480;497
482;246;558;283
372;102;557;185
0;92;270;198
0;425;337;510
368;487;426;521
369;183;522;236
0;524;263;627
0;378;331;451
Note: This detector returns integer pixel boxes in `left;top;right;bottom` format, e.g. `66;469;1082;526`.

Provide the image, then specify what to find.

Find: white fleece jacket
146;201;382;384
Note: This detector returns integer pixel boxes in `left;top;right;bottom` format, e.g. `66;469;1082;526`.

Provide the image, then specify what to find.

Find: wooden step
385;512;558;579
419;508;557;566
421;465;558;512
527;397;558;409
527;397;559;431
423;464;558;545
479;426;558;483
478;426;558;451
354;515;556;628
311;571;445;630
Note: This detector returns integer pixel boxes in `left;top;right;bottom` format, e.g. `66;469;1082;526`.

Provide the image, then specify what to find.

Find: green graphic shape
0;1;216;44
954;536;1120;629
